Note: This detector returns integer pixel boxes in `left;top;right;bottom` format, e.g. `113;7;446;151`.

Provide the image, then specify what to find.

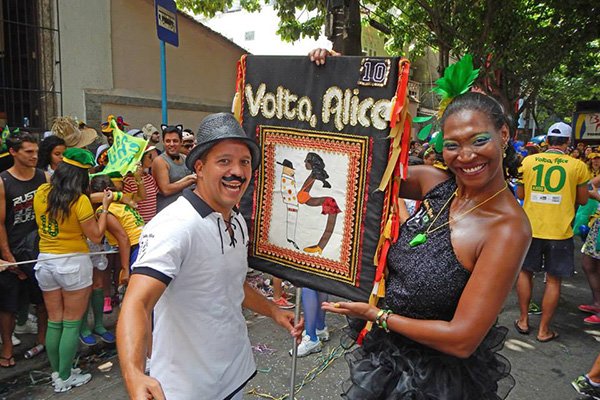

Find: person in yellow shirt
33;148;113;392
76;174;145;347
515;122;590;342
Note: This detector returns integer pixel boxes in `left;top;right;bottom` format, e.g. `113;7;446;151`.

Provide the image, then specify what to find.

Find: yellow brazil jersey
98;203;144;247
33;183;94;253
518;151;591;240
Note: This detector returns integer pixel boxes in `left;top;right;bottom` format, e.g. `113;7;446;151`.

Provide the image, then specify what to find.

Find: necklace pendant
409;233;427;247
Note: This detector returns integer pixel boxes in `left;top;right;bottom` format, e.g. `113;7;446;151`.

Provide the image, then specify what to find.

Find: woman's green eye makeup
472;133;492;146
443;140;459;149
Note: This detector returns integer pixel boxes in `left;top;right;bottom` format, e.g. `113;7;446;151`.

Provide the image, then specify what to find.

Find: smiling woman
322;92;531;399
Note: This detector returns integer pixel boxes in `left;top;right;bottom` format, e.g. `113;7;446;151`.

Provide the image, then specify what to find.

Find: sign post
155;0;179;124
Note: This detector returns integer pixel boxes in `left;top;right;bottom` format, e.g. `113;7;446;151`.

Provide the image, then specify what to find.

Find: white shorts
34;253;93;292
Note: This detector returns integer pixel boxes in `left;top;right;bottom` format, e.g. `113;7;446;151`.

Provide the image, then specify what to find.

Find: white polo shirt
131;189;256;400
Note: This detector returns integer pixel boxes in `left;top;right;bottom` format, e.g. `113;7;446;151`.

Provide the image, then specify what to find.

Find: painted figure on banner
277;159;300;250
298;152;341;255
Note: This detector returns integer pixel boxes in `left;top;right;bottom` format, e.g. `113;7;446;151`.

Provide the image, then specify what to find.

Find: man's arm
242;281;303;342
151;157;195;196
117;274;168;400
0;179;15;262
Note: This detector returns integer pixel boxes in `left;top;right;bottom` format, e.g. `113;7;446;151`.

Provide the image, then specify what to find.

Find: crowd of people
0;61;598;399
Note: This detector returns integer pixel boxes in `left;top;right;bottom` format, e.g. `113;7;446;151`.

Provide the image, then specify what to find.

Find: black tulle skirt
341;325;514;400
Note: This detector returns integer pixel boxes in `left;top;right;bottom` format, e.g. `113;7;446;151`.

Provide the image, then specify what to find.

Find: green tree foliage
368;0;599;122
179;0;599;123
176;0;363;54
177;0;326;43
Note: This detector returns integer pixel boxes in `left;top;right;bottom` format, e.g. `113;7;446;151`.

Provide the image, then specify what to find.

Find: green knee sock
46;320;63;373
91;289;107;334
79;306;92;337
59;320;81;380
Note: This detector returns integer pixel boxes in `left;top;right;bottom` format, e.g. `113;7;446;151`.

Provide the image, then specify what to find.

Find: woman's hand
133;164;143;180
102;189;113;209
308;48;340;66
120;268;130;285
322;301;379;322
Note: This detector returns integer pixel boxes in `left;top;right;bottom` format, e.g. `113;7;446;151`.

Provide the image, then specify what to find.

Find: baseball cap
547;122;572;138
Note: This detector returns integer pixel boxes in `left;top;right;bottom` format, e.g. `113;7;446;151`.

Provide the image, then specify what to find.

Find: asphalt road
1;238;599;399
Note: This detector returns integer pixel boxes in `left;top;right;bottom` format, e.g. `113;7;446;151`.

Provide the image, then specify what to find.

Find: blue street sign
155;0;179;47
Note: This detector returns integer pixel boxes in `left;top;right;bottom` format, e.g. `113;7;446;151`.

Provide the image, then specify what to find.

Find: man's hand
271;308;304;344
125;372;166;400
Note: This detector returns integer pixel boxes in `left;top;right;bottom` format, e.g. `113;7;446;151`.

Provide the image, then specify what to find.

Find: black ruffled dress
342;179;514;400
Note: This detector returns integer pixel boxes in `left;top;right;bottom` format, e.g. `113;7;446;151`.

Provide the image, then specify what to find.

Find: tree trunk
330;0;361;55
343;0;362;55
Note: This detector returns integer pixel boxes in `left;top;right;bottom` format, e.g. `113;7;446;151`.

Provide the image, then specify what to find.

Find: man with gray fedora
117;112;303;400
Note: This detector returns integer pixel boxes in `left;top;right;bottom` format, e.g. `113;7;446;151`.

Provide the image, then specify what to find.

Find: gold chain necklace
409;182;508;247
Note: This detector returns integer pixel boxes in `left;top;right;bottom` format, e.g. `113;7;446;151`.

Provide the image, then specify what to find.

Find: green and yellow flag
97;119;147;178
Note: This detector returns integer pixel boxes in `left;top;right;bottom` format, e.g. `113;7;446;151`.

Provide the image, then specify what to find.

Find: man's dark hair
7;131;37;152
547;136;569;146
161;124;183;139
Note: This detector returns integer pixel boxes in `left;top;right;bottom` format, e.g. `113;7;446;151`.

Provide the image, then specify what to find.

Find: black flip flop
0;355;15;368
514;319;530;335
536;331;559;343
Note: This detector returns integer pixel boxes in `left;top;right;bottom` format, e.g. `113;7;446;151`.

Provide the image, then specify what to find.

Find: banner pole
289;286;302;399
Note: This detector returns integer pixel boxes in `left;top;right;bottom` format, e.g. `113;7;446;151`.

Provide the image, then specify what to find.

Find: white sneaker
0;334;21;346
14;319;38;334
51;368;82;387
302;327;330;342
290;335;322;357
54;371;91;393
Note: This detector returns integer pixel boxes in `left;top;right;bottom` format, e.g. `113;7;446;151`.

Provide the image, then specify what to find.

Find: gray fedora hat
185;113;261;171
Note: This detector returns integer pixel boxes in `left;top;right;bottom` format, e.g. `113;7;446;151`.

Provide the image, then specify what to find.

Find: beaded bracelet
375;309;392;333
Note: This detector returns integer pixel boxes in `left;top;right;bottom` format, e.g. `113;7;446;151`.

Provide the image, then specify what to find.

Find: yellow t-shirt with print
518;151;591;240
98;203;144;247
34;183;94;253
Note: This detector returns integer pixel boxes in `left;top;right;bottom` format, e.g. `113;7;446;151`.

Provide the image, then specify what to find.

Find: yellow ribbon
62;157;92;169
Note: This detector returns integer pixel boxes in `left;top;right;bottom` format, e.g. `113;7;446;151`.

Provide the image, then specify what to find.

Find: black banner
238;55;401;301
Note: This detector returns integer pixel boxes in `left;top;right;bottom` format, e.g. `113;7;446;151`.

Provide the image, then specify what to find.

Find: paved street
1;238;599;400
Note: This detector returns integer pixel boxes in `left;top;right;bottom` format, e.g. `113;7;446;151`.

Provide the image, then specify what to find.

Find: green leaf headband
414;54;480;152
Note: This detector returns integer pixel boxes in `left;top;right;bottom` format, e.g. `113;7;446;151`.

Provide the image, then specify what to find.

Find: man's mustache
222;175;247;184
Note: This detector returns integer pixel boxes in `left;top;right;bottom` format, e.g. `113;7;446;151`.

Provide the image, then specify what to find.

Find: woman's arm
324;216;531;358
106;214;131;284
129;166;147;203
80;191;113;244
398;165;452;201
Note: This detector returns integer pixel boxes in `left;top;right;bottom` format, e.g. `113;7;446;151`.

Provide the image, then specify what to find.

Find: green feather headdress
414;54;480;152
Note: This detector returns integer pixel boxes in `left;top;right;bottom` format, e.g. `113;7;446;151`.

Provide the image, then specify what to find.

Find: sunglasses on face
183;143;194;149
